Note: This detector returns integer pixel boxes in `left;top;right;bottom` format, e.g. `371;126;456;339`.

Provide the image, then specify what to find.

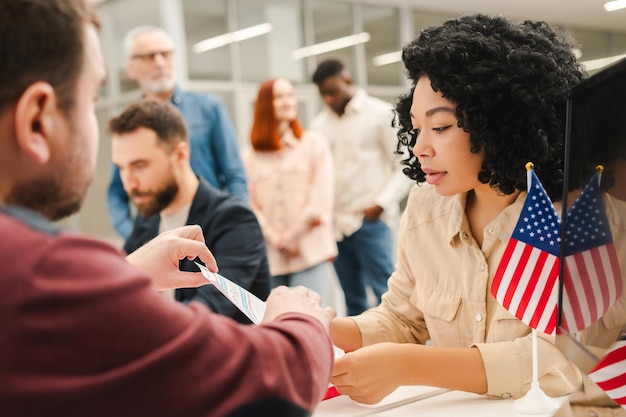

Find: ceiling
92;0;626;34
360;0;626;34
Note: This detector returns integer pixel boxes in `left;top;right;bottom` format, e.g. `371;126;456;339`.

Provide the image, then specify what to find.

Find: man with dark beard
112;99;271;323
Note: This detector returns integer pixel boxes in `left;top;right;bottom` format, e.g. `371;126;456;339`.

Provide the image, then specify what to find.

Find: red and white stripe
491;238;559;335
561;242;622;333
589;342;626;408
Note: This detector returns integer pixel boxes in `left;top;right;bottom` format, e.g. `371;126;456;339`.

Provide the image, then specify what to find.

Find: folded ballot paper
194;262;343;400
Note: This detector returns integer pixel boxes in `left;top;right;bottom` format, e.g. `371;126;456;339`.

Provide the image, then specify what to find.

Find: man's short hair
108;99;188;151
0;0;98;112
312;59;345;85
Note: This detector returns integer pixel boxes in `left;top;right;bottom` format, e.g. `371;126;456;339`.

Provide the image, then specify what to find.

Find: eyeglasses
131;50;174;61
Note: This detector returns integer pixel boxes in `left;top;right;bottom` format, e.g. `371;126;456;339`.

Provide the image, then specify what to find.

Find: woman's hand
276;233;300;258
331;343;403;404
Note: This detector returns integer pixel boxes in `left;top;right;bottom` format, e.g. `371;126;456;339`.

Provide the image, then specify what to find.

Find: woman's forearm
330;317;363;353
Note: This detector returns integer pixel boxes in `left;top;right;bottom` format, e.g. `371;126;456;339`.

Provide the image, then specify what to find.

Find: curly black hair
394;14;586;200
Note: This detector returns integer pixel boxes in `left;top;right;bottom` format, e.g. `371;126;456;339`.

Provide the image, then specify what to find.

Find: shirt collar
446;193;467;244
446;191;528;245
170;85;183;105
345;88;367;114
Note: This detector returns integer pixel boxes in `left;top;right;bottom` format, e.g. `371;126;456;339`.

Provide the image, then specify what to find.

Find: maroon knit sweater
0;207;333;417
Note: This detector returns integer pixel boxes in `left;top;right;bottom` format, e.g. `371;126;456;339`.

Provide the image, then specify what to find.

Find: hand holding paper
331;342;405;405
195;262;339;339
264;286;335;330
126;225;217;291
195;262;345;401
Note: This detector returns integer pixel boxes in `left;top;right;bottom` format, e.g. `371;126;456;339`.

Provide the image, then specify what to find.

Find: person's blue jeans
334;219;393;316
272;261;331;305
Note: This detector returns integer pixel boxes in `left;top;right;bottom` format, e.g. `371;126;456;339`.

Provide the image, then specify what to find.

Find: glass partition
109;0;162;93
310;0;355;75
411;9;450;34
362;4;402;86
568;27;626;75
183;0;232;81
236;0;305;83
556;57;626;373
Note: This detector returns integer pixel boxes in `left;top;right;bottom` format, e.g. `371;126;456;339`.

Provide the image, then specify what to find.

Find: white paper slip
195;262;266;324
194;262;345;359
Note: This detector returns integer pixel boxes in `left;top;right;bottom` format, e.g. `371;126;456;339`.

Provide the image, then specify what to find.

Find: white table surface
313;386;568;417
313;385;448;417
370;389;568;417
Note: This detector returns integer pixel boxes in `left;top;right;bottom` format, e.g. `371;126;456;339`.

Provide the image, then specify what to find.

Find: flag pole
513;163;561;414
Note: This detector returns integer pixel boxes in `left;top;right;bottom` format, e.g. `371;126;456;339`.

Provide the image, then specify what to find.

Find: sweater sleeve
1;230;332;417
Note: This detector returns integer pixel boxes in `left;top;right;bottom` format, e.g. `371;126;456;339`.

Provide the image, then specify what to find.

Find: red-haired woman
242;78;337;300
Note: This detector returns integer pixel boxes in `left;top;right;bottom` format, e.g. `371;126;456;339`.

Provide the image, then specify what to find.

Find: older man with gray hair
107;25;249;238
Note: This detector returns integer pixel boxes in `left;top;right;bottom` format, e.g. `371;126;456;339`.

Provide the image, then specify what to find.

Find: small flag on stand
491;163;560;335
588;341;626;408
560;168;622;334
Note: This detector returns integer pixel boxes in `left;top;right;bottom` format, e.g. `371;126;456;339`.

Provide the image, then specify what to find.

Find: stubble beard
7;177;86;221
6;135;92;221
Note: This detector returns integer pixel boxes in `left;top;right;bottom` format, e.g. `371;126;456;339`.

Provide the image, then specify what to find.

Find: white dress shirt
309;89;414;240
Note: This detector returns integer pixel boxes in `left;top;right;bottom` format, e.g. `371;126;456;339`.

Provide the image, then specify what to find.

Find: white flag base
512;382;561;414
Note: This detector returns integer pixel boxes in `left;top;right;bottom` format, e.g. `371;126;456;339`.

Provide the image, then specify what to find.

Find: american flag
588;341;626;408
560;172;622;334
491;169;560;335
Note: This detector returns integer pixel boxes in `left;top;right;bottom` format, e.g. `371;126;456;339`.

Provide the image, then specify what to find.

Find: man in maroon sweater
0;1;335;416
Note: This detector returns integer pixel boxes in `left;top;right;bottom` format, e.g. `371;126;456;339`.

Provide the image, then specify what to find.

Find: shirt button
500;392;511;399
462;232;469;240
480;264;486;272
475;313;482;322
488;227;495;234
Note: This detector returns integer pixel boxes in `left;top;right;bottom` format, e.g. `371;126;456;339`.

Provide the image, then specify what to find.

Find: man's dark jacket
124;179;271;323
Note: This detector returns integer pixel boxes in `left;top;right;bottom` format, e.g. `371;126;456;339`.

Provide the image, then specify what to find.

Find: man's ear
14;82;60;164
173;140;190;163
